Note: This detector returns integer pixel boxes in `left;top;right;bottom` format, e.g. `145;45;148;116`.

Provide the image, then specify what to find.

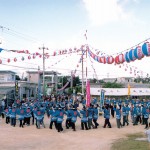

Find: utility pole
81;49;84;95
39;45;48;99
38;66;41;101
71;71;73;89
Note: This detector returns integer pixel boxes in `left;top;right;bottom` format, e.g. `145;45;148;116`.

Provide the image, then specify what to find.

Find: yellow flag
128;83;131;96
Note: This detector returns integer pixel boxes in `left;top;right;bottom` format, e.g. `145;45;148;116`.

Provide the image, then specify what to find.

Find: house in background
0;71;37;105
103;78;117;83
0;71;16;82
117;77;135;83
26;70;60;96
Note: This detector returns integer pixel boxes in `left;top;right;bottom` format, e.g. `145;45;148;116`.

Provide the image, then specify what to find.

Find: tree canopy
102;82;124;88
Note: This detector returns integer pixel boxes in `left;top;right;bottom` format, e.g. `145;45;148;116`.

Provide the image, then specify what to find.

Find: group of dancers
102;99;150;129
0;96;99;132
0;96;150;132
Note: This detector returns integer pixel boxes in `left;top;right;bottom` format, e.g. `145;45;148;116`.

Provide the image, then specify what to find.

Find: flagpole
84;30;90;107
85;30;88;81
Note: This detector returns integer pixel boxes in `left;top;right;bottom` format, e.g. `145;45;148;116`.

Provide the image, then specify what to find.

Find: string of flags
0;46;82;64
57;49;84;91
0;37;150;78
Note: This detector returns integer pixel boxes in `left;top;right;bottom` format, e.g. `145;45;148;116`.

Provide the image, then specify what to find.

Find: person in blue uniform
133;104;138;125
136;104;142;124
34;107;45;129
65;105;72;129
56;105;65;132
141;104;145;125
103;104;111;128
114;105;122;128
93;104;99;128
17;106;25;128
70;106;80;131
23;107;32;126
4;107;10;124
49;106;58;130
125;104;130;123
9;106;17;127
110;103;115;118
80;106;88;130
143;103;149;129
87;103;95;129
122;104;129;126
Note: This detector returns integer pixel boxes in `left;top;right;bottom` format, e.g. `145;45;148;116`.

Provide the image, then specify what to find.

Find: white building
90;87;150;97
0;71;16;82
26;70;60;95
103;78;117;83
117;77;134;83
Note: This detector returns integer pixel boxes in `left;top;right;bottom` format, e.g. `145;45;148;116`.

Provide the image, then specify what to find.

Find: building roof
103;78;117;80
27;70;61;75
0;87;14;94
0;70;16;74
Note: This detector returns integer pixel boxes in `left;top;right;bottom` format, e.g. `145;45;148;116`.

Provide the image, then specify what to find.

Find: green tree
15;75;20;80
102;82;124;88
89;78;98;83
73;76;80;86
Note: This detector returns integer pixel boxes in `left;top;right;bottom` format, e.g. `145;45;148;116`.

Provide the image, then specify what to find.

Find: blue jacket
87;107;94;119
80;110;88;122
103;108;110;119
9;108;17;118
122;106;127;116
17;108;25;120
56;109;65;123
142;106;145;115
137;106;141;116
4;108;10;117
114;108;121;119
125;106;130;115
93;108;98;120
65;109;72;120
70;109;80;123
50;109;57;121
24;107;32;118
143;107;149;118
132;106;138;117
34;109;45;121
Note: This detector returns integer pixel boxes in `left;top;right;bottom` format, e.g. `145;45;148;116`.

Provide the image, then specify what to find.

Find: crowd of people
0;95;150;132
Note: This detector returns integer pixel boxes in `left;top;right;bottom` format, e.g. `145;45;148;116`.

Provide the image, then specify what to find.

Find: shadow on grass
111;133;150;150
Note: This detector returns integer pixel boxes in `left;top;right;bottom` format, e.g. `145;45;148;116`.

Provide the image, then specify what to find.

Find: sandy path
0;115;146;150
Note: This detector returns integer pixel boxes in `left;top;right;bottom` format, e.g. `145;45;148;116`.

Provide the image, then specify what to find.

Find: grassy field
111;133;150;150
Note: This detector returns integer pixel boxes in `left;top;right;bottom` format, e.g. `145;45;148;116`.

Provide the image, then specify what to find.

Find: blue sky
0;0;150;79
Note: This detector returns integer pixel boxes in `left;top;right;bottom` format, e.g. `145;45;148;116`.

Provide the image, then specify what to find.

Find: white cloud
82;0;130;26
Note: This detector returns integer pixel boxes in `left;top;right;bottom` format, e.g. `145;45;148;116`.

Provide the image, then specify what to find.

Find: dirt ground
0;114;147;150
